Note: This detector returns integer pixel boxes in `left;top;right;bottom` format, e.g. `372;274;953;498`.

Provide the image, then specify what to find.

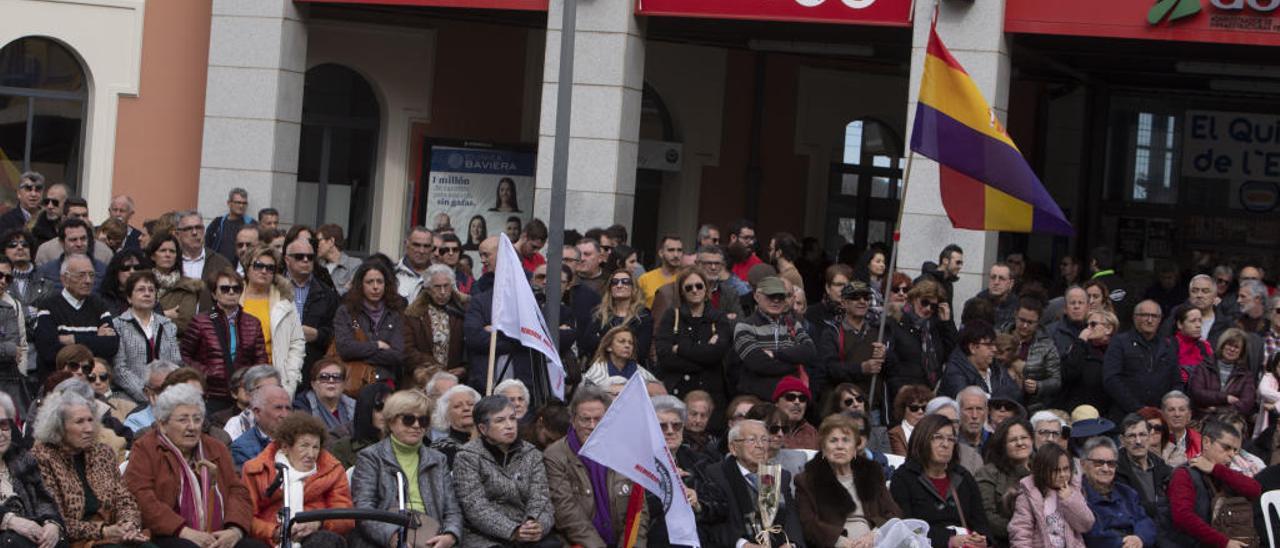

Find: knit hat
772;376;811;402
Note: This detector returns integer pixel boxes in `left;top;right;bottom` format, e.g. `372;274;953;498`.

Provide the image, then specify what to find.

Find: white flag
580;375;700;547
490;233;566;399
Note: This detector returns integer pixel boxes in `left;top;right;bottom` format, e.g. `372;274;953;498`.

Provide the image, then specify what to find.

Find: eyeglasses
251;262;277;273
683;282;705;292
892;286;910;295
697;260;724;268
930;434;958;444
659;421;684;433
178;224;203;233
217;284;243;294
18;184;42;192
316;373;345;383
609;277;633;287
1134;313;1161;320
907;404;926;413
236;241;256;249
734;436;769;446
1036;430;1062;439
41;198;60;207
228;200;249;206
4;240;27;249
63;362;93;375
780;392;808;403
1086;458;1118;468
398;414;431;428
86;373;110;383
288;253;315;262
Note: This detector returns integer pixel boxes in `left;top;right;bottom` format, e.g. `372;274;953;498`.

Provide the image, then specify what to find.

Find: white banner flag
490;233;566;399
580;375;700;547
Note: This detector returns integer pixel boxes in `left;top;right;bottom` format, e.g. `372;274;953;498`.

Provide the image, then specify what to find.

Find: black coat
1061;340;1111;412
646;445;727;548
816;318;891;421
703;456;806;548
654;306;731;400
581;309;653;367
298;277;340;380
884;312;956;399
889;459;989;548
0;448;63;529
1103;329;1180;418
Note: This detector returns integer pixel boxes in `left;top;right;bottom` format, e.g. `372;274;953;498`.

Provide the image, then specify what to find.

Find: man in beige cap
732;276;816;401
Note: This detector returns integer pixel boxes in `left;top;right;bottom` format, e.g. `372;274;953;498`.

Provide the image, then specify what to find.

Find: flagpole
485;328;498;395
869;149;916;416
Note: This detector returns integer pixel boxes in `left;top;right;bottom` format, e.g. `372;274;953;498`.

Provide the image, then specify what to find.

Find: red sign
635;0;911;27
1006;0;1280;47
296;0;547;11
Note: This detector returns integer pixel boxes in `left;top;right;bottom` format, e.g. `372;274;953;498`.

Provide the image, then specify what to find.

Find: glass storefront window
0;37;87;198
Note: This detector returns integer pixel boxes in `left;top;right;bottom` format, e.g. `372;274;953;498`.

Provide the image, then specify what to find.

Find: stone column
197;0;306;223
533;0;646;232
897;0;1009;306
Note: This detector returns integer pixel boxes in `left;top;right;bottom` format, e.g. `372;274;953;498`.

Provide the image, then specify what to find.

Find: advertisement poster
422;144;536;250
1182;109;1280;213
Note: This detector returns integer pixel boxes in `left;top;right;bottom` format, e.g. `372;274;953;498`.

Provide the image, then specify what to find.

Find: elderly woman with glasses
451;394;556;547
795;414;900;548
0;392;64;548
646;396;725;547
292;358;356;437
429;385;481;468
125;383;264;548
242;413;353;547
350;390;462;548
112;270;183;404
31;389;149;547
239;245;305;396
889;414;989;548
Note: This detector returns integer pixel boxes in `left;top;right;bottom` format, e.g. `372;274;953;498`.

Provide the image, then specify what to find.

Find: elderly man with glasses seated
32;254;117;379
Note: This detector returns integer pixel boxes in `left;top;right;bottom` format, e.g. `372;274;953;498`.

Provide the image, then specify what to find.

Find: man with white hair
956;386;990;450
219;364;282;441
108;195;142;250
1235;279;1269;336
175;210;233;283
0;172;45;235
32;254;118;377
703;419;802;547
229;384;291;469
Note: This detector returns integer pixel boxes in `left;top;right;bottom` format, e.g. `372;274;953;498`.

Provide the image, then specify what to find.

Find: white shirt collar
61;289;84;310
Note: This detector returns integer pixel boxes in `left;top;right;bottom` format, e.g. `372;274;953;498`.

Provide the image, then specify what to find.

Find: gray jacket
111;310;183;402
325;252;363;296
451;438;554;547
349;437;464;547
0;294;26;375
1019;326;1062;411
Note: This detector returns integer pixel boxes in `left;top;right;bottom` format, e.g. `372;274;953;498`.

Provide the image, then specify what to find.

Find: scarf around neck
158;431;224;532
567;428;614;543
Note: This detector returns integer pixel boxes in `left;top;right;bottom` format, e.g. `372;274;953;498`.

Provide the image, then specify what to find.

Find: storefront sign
1006;0;1280;46
297;0;548;12
422;144;537;248
635;0;911;26
1182;109;1280;212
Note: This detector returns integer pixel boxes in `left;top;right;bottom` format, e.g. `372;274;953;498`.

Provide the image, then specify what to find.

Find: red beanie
771;376;811;402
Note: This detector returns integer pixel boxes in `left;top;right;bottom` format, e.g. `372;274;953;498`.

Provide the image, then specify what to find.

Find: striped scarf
158;431;224;532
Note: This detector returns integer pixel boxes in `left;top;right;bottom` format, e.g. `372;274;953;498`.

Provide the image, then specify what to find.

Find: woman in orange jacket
242;413;355;546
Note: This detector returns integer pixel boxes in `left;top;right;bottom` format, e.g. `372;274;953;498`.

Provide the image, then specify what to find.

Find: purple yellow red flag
910;26;1073;236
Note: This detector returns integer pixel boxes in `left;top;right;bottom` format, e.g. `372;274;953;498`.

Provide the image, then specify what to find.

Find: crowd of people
0;169;1276;547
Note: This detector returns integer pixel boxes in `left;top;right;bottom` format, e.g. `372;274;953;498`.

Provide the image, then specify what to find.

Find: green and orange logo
1148;0;1202;24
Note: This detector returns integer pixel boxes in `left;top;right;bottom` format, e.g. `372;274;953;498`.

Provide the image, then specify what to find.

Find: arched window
0;37;88;195
826;118;903;255
296;64;379;253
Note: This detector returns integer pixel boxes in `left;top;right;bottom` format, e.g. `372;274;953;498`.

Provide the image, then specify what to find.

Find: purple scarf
567;428;615;543
158;432;224;532
363;301;385;328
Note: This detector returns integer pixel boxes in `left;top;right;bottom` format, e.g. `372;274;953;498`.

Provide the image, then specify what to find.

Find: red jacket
1168;463;1261;547
181;307;269;399
241;442;354;543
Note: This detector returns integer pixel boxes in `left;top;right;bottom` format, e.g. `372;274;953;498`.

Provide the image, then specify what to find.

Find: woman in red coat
181;268;269;413
242;413;354;546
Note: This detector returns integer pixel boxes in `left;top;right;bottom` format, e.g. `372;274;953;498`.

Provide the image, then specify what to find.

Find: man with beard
726;219;762;284
917;244;963;311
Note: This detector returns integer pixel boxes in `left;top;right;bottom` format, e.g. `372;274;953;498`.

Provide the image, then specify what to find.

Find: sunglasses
766;424;784;435
4;240;27;249
781;392;808;403
374;396;386;412
399;414;431;428
316;372;345;383
251;262;277;273
907;404;927;413
1147;422;1167;433
845;294;871;302
1087;458;1118;469
843;395;865;407
119;263;144;273
659;421;684;433
0;273;10;284
41;198;60;207
918;300;937;309
86;373;110;383
683;282;705;292
217;284;243;294
18;184;42;192
236;241;255;249
892;286;910;295
765;293;788;303
991;402;1017;412
609;277;633;287
63;362;93;375
288;253;315;262
438;247;461;255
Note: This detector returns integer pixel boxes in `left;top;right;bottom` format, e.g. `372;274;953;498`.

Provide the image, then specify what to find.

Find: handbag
326;319;380;398
1207;475;1258;544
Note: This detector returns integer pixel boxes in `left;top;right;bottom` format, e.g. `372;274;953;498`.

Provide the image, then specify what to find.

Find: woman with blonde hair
582;325;658;387
581;269;653;366
239;244;305;395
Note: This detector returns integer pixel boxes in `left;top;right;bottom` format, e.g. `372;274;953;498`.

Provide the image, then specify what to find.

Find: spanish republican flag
910;26;1073;236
